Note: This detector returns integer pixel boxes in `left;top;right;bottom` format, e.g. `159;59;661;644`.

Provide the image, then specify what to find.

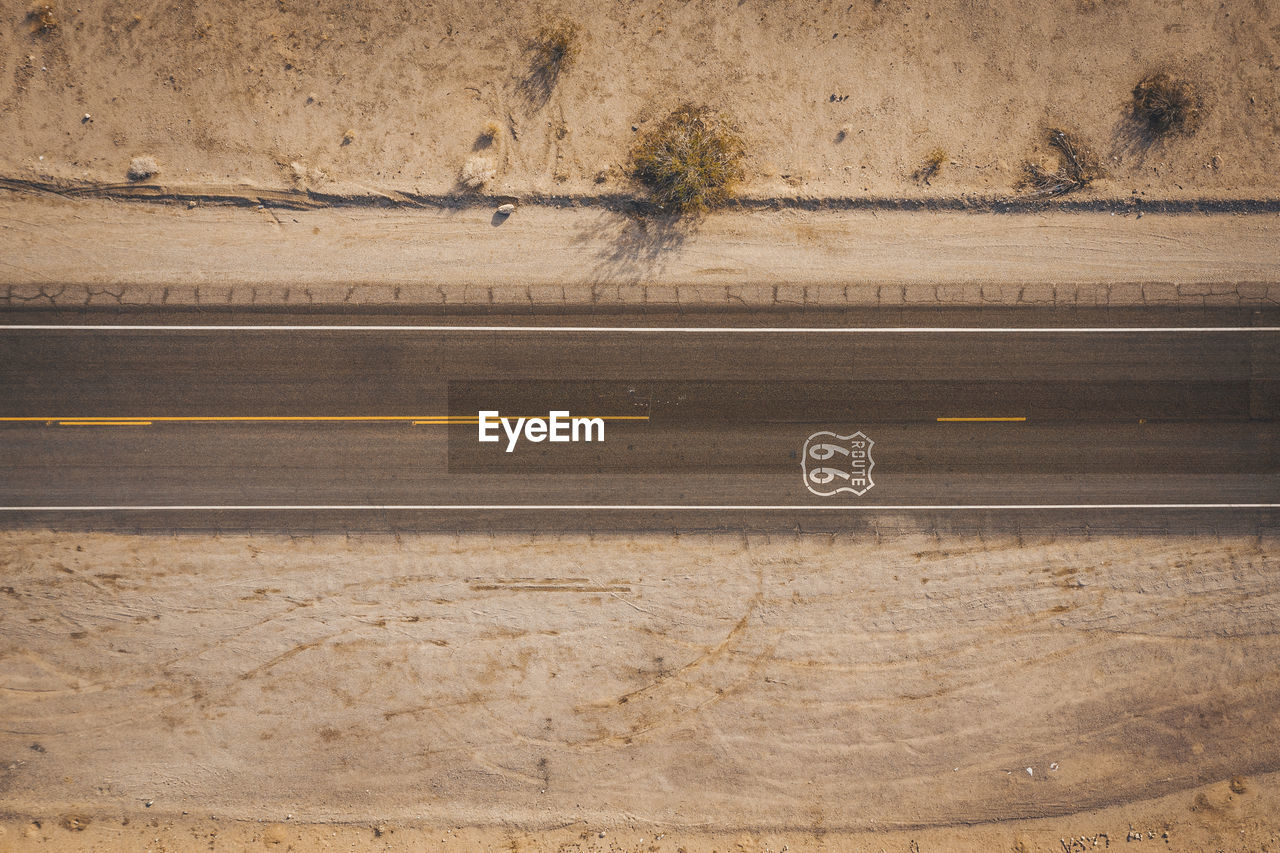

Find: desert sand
1;0;1277;203
1;530;1278;850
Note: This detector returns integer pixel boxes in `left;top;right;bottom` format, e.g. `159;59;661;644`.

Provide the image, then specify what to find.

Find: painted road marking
937;417;1027;422
2;325;1278;333
57;421;152;426
803;431;875;497
0;504;1275;511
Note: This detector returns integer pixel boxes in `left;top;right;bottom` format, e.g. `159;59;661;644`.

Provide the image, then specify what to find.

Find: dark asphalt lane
0;322;1276;531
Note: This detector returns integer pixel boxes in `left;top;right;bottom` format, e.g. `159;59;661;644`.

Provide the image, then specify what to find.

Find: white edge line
1;325;1278;333
0;504;1275;511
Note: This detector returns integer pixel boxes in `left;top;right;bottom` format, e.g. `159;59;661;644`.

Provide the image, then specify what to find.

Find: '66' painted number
802;431;875;497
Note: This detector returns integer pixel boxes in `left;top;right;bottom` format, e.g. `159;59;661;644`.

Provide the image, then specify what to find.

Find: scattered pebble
496;203;515;215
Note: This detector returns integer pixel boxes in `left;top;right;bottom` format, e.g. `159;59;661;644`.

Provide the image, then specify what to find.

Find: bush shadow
572;200;695;286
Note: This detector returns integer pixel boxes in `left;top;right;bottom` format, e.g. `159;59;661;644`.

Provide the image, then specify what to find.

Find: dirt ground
3;196;1279;301
1;530;1278;850
2;0;1277;202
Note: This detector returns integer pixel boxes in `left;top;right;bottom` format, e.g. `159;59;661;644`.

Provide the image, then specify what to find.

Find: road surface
0;313;1276;531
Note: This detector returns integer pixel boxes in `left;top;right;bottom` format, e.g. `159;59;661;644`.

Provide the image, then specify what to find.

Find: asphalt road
0;316;1276;531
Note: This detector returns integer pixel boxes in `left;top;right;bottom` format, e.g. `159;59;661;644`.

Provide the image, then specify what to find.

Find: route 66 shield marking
802;431;875;497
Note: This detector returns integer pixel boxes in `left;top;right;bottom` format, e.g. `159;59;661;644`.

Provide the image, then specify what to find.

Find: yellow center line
58;421;153;426
937;417;1027;422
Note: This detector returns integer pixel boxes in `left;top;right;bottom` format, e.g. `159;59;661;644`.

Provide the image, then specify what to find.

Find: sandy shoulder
0;530;1276;844
2;196;1278;305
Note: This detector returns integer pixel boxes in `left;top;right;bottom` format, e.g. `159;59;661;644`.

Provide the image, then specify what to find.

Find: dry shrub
475;120;503;149
913;147;947;183
630;105;746;214
1018;129;1101;197
1132;73;1200;136
28;3;58;33
532;21;580;73
521;20;580;105
126;155;159;181
460;155;496;189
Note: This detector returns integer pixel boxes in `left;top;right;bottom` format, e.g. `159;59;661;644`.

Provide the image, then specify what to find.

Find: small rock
81;113;92;123
306;92;318;104
341;129;355;145
496;203;516;215
59;815;90;832
1025;767;1033;776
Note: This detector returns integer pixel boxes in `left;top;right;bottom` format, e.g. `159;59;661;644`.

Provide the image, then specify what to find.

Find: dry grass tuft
28;3;58;33
520;20;580;106
460;154;496;190
475;120;503;149
630;105;746;215
1018;129;1101;197
126;155;159;181
532;21;580;76
1132;73;1200;136
913;147;947;183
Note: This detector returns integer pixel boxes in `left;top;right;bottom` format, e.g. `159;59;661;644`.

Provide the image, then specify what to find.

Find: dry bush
1018;129;1101;197
28;3;58;33
126;155;159;181
460;155;496;190
475;120;503;149
1132;73;1200;136
521;20;580;106
630;105;746;215
532;21;580;76
913;147;947;183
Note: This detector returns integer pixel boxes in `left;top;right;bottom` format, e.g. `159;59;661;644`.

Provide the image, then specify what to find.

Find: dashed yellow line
937;417;1027;422
58;421;152;426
